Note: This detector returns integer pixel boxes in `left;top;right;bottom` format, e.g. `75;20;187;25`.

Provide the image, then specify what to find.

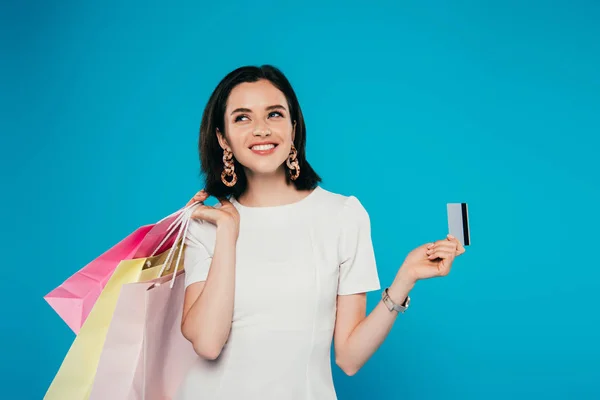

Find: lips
249;142;278;151
249;142;279;155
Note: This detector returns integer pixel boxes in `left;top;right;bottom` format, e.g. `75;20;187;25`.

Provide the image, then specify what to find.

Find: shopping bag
143;271;196;399
89;270;196;400
90;205;200;399
43;224;153;334
43;241;185;400
44;203;196;334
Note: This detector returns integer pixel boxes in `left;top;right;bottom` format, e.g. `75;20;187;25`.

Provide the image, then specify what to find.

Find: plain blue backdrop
2;1;599;399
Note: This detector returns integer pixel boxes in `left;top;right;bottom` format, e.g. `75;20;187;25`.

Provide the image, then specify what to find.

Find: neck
238;168;310;207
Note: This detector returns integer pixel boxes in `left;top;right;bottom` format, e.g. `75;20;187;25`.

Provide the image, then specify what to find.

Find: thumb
191;205;221;225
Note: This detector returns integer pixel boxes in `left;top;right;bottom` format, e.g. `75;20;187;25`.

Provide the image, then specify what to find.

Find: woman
175;65;465;399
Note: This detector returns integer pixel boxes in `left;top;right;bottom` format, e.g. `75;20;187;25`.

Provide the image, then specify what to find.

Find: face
218;79;295;178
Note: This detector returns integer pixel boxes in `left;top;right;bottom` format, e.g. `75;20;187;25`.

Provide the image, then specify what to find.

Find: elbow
192;342;223;360
335;356;360;377
181;323;224;361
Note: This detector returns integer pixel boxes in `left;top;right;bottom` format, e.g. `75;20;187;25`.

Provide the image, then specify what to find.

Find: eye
234;114;249;122
269;111;284;118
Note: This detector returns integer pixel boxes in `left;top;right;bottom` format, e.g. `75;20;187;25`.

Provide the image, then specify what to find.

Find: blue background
2;1;599;398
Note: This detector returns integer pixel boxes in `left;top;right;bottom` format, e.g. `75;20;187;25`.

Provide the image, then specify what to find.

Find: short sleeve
183;218;217;288
337;196;381;295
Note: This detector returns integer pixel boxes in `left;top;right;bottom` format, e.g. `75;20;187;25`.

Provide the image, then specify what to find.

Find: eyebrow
230;104;287;115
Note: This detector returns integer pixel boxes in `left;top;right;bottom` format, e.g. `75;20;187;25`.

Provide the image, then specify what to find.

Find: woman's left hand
399;234;466;283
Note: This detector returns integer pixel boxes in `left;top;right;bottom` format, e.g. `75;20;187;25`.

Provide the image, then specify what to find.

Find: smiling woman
175;65;465;400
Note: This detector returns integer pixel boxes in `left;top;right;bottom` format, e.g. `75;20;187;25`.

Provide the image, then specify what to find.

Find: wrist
388;267;416;303
396;263;417;286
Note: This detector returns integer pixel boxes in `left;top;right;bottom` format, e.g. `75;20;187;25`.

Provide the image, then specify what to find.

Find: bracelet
381;288;410;313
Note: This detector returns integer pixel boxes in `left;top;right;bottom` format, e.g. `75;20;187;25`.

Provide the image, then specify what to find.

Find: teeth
251;144;275;151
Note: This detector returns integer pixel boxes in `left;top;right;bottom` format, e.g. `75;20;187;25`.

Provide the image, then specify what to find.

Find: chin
242;163;286;177
245;167;286;178
240;155;287;175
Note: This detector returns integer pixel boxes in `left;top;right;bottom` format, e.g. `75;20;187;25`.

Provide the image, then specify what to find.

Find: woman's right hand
187;190;240;238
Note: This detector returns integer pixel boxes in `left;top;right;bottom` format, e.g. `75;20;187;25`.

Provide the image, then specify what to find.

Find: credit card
447;203;470;246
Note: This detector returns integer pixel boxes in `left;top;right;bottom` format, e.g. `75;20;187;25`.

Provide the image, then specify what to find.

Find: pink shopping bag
89;270;197;400
43;224;154;334
43;203;193;334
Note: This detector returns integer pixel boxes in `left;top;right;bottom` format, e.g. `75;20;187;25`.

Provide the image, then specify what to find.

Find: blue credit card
447;203;470;246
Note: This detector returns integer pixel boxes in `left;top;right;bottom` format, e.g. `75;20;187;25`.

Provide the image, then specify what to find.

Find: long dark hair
198;65;322;199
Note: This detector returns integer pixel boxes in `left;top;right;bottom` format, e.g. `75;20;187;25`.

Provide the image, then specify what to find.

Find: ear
216;128;229;150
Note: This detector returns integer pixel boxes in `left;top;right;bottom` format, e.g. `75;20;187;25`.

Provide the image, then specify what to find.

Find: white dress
175;186;381;400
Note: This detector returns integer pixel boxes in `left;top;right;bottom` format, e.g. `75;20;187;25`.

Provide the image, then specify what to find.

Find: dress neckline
230;186;322;212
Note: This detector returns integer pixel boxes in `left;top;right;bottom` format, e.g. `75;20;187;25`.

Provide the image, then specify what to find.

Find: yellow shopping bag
44;242;185;400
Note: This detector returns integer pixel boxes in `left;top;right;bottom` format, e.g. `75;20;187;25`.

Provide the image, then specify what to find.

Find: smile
249;143;278;155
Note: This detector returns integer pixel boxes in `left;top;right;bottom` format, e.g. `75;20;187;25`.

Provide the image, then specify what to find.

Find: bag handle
157;201;203;288
149;201;203;257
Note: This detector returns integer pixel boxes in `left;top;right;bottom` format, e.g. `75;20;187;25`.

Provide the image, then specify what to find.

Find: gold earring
221;148;237;187
286;144;300;181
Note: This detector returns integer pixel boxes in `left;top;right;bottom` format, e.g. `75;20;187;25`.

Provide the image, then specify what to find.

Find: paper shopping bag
88;273;158;400
44;242;185;400
89;270;196;400
143;271;197;399
43;224;154;334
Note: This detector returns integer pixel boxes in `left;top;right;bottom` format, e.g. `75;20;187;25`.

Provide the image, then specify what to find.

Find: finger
435;239;450;246
438;259;453;275
187;190;209;205
446;235;462;247
428;240;456;251
194;191;209;200
427;250;455;260
446;235;466;255
436;240;458;248
427;249;455;260
437;243;459;255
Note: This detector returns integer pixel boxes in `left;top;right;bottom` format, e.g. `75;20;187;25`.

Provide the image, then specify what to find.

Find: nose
252;126;272;137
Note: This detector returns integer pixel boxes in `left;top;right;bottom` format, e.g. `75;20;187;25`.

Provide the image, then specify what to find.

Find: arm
334;236;465;375
181;212;239;360
333;269;415;376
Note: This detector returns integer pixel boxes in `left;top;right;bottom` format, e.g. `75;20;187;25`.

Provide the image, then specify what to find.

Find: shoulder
313;186;370;220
